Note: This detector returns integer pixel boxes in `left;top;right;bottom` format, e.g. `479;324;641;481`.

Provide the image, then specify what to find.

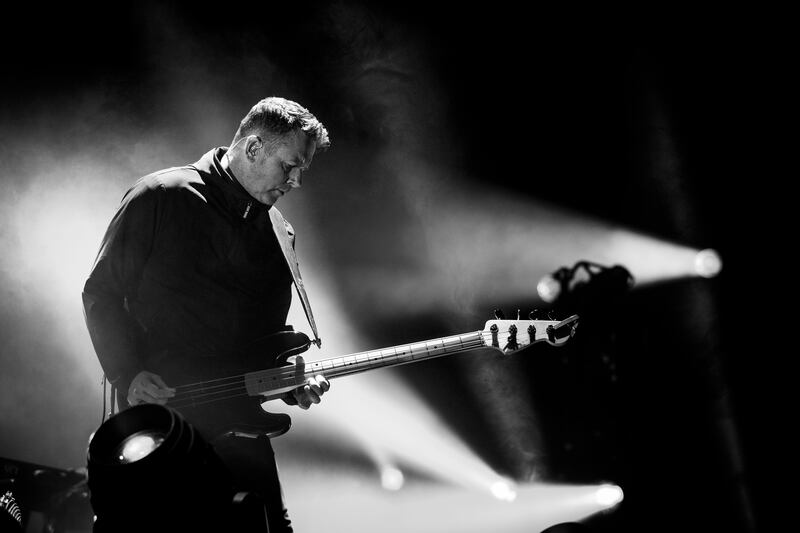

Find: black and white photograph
0;2;782;532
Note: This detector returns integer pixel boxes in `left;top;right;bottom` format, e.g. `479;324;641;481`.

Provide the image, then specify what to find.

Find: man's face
241;130;317;206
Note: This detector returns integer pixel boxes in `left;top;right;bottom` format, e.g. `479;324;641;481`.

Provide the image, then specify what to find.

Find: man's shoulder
141;166;204;190
126;166;207;204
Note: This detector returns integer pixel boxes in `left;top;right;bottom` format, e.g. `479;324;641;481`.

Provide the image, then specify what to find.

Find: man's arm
82;180;163;401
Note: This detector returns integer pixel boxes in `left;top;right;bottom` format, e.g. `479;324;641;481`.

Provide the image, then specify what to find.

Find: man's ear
246;136;262;160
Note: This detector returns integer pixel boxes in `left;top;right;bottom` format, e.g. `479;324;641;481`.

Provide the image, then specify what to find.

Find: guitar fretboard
245;331;488;397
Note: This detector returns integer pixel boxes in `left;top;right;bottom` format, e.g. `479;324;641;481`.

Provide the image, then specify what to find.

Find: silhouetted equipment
539;261;633;312
1;488;23;531
86;404;269;532
531;261;634;487
0;457;91;532
538;260;633;344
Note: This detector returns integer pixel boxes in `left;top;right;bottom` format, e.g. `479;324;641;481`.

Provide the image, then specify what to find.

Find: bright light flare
380;465;405;491
594;484;623;508
8;156;128;377
536;274;561;303
358;150;730;318
490;479;517;502
694;248;722;278
277;469;629;533
116;431;165;464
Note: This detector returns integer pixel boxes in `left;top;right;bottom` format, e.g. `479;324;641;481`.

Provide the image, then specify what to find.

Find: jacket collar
191;147;270;223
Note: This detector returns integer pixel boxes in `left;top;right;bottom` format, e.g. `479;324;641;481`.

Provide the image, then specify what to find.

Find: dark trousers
213;435;293;533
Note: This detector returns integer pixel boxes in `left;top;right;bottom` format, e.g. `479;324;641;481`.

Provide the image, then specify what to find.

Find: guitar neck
312;331;486;378
245;331;487;398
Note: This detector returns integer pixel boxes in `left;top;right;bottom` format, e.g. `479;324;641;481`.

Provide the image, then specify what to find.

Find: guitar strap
268;207;322;348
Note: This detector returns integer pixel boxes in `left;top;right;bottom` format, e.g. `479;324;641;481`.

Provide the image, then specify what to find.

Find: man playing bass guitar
83;96;331;533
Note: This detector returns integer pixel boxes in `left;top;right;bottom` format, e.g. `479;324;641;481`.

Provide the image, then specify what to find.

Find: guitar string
167;319;576;410
171;337;490;401
168;326;557;402
167;341;491;410
167;331;527;408
168;320;571;395
172;331;492;393
168;335;493;405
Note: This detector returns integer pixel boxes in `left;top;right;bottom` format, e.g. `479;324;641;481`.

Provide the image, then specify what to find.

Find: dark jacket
82;148;294;395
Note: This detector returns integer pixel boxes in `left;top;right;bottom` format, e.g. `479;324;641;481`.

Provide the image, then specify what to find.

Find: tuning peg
516;309;521;320
494;308;506;320
528;309;540;320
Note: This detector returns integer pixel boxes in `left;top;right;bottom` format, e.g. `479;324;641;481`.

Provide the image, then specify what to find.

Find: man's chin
258;191;281;206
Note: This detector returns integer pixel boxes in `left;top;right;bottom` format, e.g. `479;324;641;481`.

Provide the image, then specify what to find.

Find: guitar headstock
481;314;579;356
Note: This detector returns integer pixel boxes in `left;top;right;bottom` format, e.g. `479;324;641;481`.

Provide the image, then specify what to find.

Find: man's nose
287;168;303;188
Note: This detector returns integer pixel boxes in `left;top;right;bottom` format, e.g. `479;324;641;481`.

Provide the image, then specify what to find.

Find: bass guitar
144;314;579;440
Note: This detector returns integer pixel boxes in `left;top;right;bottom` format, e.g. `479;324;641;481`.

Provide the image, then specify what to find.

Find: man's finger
303;384;321;404
294;384;320;409
140;388;168;405
316;375;330;393
150;374;176;396
307;380;324;398
295;388;311;410
148;386;175;399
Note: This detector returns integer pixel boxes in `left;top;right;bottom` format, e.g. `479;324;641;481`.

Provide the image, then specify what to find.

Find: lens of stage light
694;248;722;278
380;466;405;491
115;431;166;464
537;275;561;303
594;484;623;507
490;480;517;502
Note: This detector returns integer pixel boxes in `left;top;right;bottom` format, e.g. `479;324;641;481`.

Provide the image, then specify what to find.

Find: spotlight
694;248;722;278
116;431;165;464
380;465;405;491
594;484;624;508
537;273;564;303
489;479;517;502
539;261;633;301
87;404;256;531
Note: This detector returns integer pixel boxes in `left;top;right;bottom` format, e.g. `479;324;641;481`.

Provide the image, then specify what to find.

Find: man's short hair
233;96;331;150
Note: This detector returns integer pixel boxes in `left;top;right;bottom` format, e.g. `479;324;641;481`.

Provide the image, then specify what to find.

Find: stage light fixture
86;404;261;531
537;261;634;307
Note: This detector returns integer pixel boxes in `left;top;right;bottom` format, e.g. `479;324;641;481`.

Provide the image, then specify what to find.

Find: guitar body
133;330;312;441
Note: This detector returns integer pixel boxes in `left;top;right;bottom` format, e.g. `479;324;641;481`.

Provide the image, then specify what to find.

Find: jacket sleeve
82;179;163;395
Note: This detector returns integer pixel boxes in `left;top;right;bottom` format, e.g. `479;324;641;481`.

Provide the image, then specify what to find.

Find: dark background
1;2;785;532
